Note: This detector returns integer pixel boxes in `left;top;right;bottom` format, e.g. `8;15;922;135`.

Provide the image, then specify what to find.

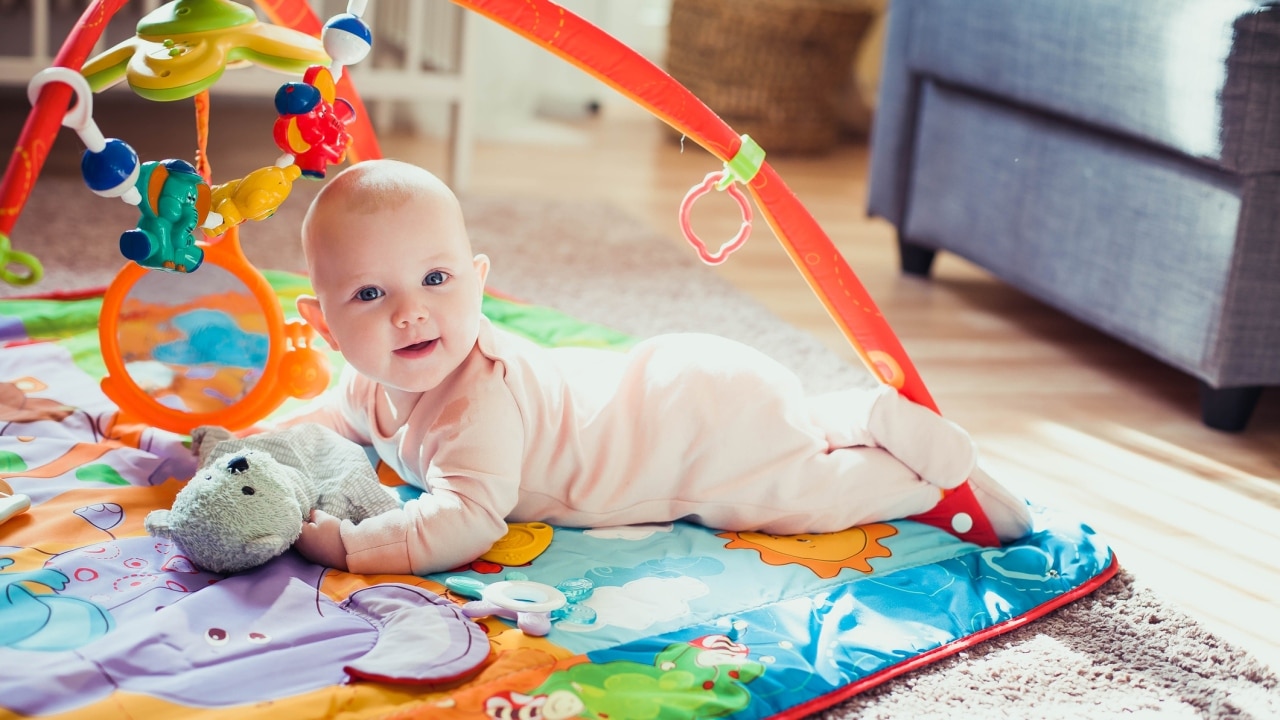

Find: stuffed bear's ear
144;509;174;539
191;425;236;463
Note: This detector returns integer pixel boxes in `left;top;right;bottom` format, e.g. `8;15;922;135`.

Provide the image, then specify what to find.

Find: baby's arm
326;390;525;576
336;473;515;575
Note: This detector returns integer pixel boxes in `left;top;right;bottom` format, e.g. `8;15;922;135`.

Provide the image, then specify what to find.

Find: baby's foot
866;385;976;490
966;466;1033;543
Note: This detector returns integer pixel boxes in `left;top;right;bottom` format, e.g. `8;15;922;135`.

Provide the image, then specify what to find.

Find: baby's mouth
395;339;438;357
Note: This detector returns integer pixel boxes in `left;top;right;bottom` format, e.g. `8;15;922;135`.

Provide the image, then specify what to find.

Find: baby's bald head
301;159;470;268
293;159;492;395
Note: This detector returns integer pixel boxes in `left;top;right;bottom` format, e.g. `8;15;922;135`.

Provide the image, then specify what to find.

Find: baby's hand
295;509;349;571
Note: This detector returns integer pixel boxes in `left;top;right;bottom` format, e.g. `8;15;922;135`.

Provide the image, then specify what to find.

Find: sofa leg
1198;382;1263;432
898;238;937;277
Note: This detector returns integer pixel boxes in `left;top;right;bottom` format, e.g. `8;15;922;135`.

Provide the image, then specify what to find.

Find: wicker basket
664;0;872;155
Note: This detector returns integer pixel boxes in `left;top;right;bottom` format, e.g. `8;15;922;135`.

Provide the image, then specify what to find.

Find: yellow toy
204;163;303;238
479;522;556;566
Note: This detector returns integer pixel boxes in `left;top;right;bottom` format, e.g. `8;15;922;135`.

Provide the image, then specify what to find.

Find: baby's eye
355;286;384;302
424;271;449;286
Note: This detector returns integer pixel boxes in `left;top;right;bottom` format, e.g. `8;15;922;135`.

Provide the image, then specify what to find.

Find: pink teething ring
680;170;753;266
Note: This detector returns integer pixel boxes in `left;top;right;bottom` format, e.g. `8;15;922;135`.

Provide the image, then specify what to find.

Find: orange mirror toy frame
98;225;330;435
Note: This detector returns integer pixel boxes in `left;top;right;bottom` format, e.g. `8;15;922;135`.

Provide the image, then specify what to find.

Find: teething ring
680;170;753;266
0;233;42;286
482;580;566;614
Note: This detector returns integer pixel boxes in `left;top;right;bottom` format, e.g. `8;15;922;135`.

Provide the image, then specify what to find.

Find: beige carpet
4;164;1279;717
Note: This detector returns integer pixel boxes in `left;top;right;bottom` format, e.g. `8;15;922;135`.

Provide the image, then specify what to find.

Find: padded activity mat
0;273;1117;719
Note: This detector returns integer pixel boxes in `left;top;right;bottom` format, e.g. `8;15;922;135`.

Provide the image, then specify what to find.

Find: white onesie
288;316;985;575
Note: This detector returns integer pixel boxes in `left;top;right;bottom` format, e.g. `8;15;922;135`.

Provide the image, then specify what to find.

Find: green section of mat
0;270;634;384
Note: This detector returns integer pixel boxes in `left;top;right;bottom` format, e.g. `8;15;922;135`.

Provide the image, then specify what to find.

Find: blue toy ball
81;138;140;201
322;13;373;68
275;82;322;115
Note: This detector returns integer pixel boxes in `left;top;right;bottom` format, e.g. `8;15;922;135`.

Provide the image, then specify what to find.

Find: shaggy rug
3;172;1279;718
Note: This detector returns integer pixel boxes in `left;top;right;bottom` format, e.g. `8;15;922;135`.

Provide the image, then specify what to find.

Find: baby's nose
227;456;250;474
394;301;428;327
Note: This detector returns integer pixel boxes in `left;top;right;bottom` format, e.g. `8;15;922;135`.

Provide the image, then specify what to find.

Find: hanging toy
273;65;357;179
321;0;373;82
27;67;141;206
204;161;303;238
118;159;214;274
27;67;219;274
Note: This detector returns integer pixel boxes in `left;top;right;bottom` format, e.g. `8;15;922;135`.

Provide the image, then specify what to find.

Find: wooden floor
378;107;1280;672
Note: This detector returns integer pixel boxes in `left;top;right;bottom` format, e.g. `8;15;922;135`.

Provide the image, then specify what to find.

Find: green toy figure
118;159;212;273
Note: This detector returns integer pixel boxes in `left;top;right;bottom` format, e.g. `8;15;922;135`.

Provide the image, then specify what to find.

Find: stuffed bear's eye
241;486;255;496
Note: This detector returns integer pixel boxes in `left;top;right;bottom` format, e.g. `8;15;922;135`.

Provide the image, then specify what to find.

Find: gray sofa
867;0;1280;431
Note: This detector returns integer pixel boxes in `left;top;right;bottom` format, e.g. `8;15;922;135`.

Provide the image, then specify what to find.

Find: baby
282;158;1032;575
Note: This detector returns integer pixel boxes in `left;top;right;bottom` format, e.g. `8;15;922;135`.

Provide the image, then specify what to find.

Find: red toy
272;65;356;179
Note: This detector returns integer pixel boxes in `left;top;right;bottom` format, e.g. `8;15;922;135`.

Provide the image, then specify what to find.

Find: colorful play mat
0;275;1116;719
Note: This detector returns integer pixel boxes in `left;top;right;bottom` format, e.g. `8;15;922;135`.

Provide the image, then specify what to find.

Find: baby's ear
297;295;337;351
473;253;490;289
144;510;175;539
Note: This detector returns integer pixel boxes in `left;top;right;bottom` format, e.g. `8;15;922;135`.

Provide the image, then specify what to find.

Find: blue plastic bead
322;13;372;67
324;13;373;44
275;82;321;115
556;577;594;603
80;138;139;196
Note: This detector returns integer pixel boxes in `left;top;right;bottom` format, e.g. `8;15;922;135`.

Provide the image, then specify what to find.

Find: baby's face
303;191;488;394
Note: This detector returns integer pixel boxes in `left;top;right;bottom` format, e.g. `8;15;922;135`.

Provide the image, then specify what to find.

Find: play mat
0;273;1117;719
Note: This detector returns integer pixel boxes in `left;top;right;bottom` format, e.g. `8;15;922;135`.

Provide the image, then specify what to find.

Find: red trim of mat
1;285;108;301
775;552;1121;720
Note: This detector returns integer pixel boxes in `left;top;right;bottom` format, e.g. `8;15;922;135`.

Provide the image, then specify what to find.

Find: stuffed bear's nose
227;456;249;474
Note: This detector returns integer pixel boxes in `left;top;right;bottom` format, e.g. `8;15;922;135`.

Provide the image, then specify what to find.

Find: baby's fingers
296;517;348;571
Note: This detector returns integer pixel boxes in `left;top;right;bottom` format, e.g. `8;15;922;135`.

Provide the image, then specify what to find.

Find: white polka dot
952;512;974;534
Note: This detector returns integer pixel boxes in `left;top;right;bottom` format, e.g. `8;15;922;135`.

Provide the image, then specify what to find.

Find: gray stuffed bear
145;423;402;574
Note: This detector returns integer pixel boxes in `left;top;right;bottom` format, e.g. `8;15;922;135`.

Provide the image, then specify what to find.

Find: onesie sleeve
339;370;526;575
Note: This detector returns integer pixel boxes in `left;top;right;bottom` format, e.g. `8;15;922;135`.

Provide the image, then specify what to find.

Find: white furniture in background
0;0;474;189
